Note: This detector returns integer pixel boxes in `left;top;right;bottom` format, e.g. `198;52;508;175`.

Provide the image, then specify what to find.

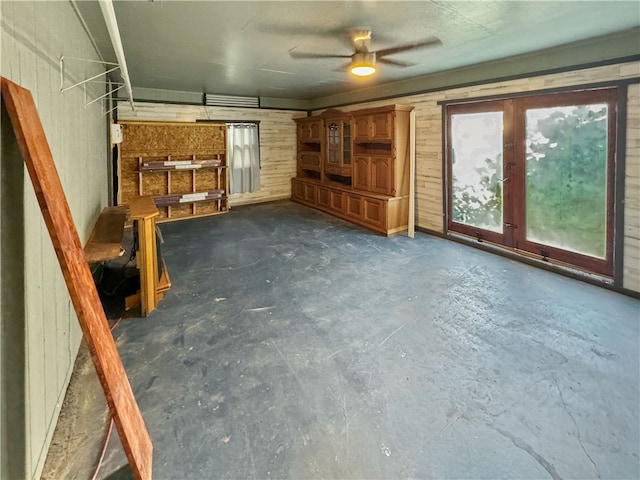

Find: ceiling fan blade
333;61;353;72
375;38;442;58
289;50;352;59
377;57;415;68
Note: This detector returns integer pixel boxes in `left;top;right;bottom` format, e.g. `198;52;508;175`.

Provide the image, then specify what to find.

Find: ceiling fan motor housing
352;51;376;65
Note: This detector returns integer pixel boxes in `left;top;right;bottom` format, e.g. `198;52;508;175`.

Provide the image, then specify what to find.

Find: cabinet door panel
353;116;370;141
304;183;317;203
292;180;305;201
308;120;322;141
371;157;393;195
317;186;330;208
354;156;371;190
330;190;344;213
371;113;392;140
363;198;386;228
299;152;321;170
297;123;309;142
346;194;362;218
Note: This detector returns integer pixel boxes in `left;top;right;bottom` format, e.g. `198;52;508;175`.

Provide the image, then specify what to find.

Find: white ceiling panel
75;0;640;103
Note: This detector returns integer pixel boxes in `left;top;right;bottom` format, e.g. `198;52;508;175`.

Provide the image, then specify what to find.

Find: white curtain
227;123;260;194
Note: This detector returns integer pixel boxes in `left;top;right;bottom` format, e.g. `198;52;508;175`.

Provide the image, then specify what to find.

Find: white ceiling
78;1;640;103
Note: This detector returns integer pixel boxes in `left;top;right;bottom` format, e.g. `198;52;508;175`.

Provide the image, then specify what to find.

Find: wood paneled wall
625;84;640;292
117;103;301;207
0;2;109;478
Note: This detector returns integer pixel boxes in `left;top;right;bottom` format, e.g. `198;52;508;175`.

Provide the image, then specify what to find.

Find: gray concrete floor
46;200;639;479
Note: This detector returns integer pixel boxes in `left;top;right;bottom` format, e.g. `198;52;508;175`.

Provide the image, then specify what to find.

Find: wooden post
408;109;416;238
128;196;160;316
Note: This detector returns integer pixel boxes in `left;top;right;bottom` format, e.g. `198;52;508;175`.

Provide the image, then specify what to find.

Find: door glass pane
525;104;608;258
451;112;504;233
328;124;339;164
343;123;351;164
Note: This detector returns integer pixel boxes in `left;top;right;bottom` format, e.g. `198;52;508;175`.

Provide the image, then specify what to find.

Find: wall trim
437;77;640;106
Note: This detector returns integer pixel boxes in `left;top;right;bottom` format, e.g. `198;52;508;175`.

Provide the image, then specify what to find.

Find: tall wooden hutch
292;104;413;236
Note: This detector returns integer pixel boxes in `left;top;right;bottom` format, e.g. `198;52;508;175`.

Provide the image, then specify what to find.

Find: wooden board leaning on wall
118;121;228;222
2;78;153;480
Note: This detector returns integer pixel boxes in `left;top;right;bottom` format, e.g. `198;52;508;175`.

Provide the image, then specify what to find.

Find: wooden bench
84;206;127;264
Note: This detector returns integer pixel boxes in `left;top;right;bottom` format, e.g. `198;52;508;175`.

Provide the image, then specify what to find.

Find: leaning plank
1;78;152;480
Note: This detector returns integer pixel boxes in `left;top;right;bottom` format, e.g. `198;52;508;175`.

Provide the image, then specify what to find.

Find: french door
447;89;617;276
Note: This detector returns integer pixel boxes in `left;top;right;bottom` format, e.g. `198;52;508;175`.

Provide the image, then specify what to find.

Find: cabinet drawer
299;152;321;171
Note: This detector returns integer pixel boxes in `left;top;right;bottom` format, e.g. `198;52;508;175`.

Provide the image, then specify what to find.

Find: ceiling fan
289;29;442;77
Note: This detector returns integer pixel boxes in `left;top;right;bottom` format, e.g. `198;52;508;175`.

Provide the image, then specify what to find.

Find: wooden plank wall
625;84;640;292
325;61;640;292
0;2;109;478
117;103;301;207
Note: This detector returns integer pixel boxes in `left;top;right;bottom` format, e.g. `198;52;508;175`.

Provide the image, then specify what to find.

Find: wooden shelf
153;190;225;207
139;158;224;171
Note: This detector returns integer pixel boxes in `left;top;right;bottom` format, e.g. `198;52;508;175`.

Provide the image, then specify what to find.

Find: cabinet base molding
292;178;408;236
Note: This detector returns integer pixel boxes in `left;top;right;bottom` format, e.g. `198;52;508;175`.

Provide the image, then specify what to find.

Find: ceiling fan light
351;64;376;76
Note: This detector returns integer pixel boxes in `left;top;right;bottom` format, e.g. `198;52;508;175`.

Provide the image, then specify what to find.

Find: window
447;89;617;276
227;123;260;194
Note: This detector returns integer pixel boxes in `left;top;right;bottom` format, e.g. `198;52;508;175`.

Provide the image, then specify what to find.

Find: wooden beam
1;77;152;480
408;109;416;238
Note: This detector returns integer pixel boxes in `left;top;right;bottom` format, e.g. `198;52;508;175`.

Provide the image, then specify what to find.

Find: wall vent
203;93;260;108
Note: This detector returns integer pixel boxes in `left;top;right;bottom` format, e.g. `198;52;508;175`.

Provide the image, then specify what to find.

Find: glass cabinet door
343;122;351;165
328;123;340;165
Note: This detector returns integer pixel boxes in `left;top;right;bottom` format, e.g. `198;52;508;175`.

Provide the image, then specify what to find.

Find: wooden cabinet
292;104;413;236
353;105;412;198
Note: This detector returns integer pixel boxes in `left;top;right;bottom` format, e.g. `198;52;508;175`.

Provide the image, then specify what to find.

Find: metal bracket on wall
59;56;123;116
